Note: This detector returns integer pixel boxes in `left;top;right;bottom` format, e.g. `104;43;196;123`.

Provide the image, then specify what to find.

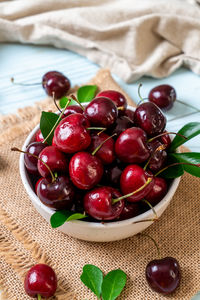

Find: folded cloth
1;0;200;82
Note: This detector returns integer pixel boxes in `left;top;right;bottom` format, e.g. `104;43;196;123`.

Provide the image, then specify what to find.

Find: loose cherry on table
148;84;176;110
84;97;118;127
24;142;47;175
115;127;150;163
134;102;166;136
42;71;71;99
24;264;57;299
96;90;127;113
54;113;91;153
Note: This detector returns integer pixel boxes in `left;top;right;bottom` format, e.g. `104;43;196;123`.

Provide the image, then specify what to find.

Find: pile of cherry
23;86;174;222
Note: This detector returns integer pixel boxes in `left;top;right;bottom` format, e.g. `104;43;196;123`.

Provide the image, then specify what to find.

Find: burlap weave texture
0;70;199;299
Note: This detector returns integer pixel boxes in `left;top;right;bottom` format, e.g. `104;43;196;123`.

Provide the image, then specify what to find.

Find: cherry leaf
40;111;60;145
50;210;86;228
80;264;103;299
59;96;75;108
101;269;127;300
170;152;200;177
169;122;200;152
77;85;97;103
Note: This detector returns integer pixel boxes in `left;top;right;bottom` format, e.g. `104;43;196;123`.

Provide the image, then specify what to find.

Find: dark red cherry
149;84;176;110
36;175;74;210
54;113;91;153
146;257;181;294
38;146;68;178
159;131;171;149
42;71;70;99
119;201;140;220
109;116;134;137
123;109;135;121
24;142;47;175
115;127;150;163
69;152;103;190
35;129;45;143
84;97;118;127
134;102;166;136
145;177;168;206
104;163;123;187
88;133;115;165
24;264;57;298
62;105;83;118
97;90;127;113
84;186;124;221
120;165;154;202
147;140;167;172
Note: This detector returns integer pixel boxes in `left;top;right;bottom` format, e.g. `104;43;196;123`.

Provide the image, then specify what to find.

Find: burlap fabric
0;70;199;299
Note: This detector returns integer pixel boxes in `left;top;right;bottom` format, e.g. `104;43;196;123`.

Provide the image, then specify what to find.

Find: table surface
0;43;200;299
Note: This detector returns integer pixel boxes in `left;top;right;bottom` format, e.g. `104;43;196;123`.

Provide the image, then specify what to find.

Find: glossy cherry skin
146;257;181;295
88;133;115;165
123;109;135;121
69;152;103;190
24;142;47;175
134;102;166;136
109;116;134;137
84;97;118;127
115;127;150;163
42;71;70;99
35;129;45;143
36;175;74;210
147;140;167;173
149;84;176;110
24;264;57;298
160;131;171;149
54;113;91;154
62;105;83;118
145;177;168;206
97;90;127;113
38;146;68;178
119;201;140;220
84;186;124;221
120;165;154;202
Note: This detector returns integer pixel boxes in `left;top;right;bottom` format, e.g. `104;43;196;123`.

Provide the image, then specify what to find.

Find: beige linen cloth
1;0;200;82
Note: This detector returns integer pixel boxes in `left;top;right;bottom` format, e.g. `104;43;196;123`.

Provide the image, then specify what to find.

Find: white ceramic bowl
19;105;181;242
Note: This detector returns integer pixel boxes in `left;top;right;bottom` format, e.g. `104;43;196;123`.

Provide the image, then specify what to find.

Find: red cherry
146;257;181;294
115;127;150;163
54;113;91;154
35;129;45;143
147;140;167;173
96;90;127;113
88;133;115;165
62;105;83;118
42;71;70;99
145;177;168;206
69;152;103;190
104;163;124;187
38;146;68;178
84;97;118;127
24;142;47;175
123;109;135;121
159;131;171;149
148;84;176;110
120;165;154;202
24;264;57;298
119;201;140;220
36;175;74;210
109;116;134;137
84;186;124;220
134;102;166;136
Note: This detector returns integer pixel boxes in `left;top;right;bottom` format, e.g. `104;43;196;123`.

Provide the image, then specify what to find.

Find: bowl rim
19;105;181;229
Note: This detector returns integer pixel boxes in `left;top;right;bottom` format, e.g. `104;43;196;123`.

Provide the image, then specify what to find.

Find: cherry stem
87;127;106;131
11;147;56;183
176;99;200;112
52;92;62;113
143;144;167;171
91;133;117;156
139;233;161;257
137;98;149;107
155;162;200;177
42;99;71;144
37;294;42;300
147;132;187;143
142;199;158;220
10;77;41;86
118;106;125;111
112;177;152;204
70;94;85;111
97;128;106;136
137;83;146;103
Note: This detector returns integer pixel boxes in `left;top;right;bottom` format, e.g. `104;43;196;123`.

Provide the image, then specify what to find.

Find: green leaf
40;111;60;145
170;122;200;152
50;210;86;228
101;269;127;300
77;85;97;103
170;152;200;177
59;96;76;108
80;264;103;299
156;154;184;178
